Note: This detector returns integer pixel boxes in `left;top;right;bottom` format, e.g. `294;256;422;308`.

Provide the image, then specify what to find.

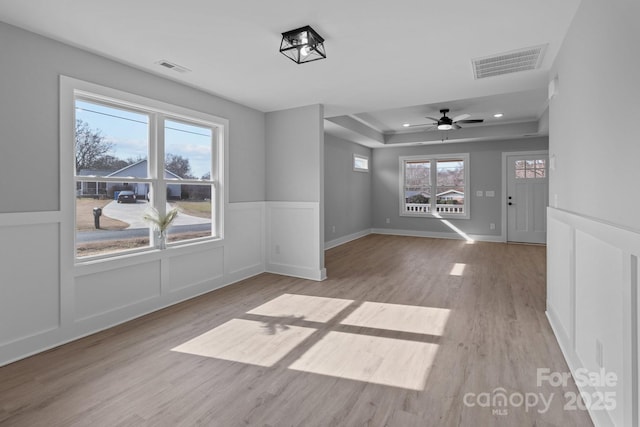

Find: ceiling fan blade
424;116;440;122
406;123;433;128
452;113;470;122
455;119;484;124
452;124;462;130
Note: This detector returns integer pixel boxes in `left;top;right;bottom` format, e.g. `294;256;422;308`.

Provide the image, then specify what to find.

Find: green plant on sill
143;206;178;250
143;206;179;231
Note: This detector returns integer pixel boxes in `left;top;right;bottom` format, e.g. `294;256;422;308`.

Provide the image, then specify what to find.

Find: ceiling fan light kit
279;25;326;64
407;108;484;131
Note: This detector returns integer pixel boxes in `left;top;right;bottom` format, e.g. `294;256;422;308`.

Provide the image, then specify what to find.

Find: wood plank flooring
0;235;594;426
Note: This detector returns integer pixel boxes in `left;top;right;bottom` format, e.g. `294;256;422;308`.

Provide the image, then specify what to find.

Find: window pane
436;187;465;214
535;159;546;167
75;181;151;258
75;100;149;177
526;169;536;178
167;184;212;243
515;169;526;179
405;161;430;187
535;168;546;178
164;120;212;180
437;160;464;186
405;190;431;212
515;160;525;169
354;155;369;171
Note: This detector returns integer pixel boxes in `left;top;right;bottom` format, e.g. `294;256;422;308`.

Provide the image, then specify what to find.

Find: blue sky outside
75;100;212;178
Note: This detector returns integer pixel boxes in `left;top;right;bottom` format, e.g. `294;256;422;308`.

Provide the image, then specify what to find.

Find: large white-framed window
61;77;226;262
399;153;469;219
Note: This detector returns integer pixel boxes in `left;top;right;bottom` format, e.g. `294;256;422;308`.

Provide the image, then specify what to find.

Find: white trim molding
325;229;372;250
547;207;639;427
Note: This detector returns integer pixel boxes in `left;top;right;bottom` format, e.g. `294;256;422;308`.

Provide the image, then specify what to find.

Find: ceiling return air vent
156;60;191;73
471;44;547;79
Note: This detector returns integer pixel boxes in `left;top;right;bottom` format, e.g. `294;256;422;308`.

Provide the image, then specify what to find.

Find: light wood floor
0;235;593;427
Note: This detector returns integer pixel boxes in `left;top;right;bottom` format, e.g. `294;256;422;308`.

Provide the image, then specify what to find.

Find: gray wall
549;0;640;229
265;104;323;202
324;134;372;242
372;137;548;236
0;21;265;212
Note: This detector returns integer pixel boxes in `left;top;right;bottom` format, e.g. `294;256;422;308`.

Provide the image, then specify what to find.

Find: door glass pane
75;100;149;177
164;120;213;180
515;158;546;179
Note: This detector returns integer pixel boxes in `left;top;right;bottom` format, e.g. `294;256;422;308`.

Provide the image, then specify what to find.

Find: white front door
506;154;549;244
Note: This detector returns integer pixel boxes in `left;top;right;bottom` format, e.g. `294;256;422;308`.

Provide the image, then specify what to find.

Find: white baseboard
546;308;613;427
324;229;372;250
370;227;504;243
266;263;326;281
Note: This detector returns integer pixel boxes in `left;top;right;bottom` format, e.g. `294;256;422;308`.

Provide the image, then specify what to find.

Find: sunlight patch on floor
246;293;354;322
289;331;439;390
340;302;450;336
171;318;316;367
450;263;466;276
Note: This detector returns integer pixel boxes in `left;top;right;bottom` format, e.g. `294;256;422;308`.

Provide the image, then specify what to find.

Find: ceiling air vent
156;60;191;73
472;44;547;79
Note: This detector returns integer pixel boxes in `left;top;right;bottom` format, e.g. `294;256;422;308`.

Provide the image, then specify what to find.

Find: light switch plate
485;190;495;197
476;191;483;197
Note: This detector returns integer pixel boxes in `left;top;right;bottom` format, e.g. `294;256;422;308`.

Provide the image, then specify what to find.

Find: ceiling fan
406;108;484;130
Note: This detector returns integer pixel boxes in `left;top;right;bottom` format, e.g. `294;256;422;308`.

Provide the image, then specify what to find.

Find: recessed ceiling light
493;113;504;118
402;123;410;127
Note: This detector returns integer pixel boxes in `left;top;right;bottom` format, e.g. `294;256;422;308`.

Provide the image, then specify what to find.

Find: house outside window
399;154;469;219
67;81;225;261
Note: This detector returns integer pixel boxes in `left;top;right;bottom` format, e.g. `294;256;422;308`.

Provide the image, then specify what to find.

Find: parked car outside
117;191;137;203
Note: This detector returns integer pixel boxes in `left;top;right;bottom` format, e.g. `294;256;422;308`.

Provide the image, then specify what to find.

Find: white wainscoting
0;220;61;347
225;202;265;282
266;201;326;281
547;207;638;427
0;201;266;366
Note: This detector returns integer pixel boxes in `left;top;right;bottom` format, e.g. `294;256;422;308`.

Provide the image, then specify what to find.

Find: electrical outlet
331;225;336;233
275;244;280;255
386;218;390;224
490;223;495;230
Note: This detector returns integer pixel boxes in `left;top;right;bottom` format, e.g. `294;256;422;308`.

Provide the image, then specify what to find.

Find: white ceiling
0;0;581;143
